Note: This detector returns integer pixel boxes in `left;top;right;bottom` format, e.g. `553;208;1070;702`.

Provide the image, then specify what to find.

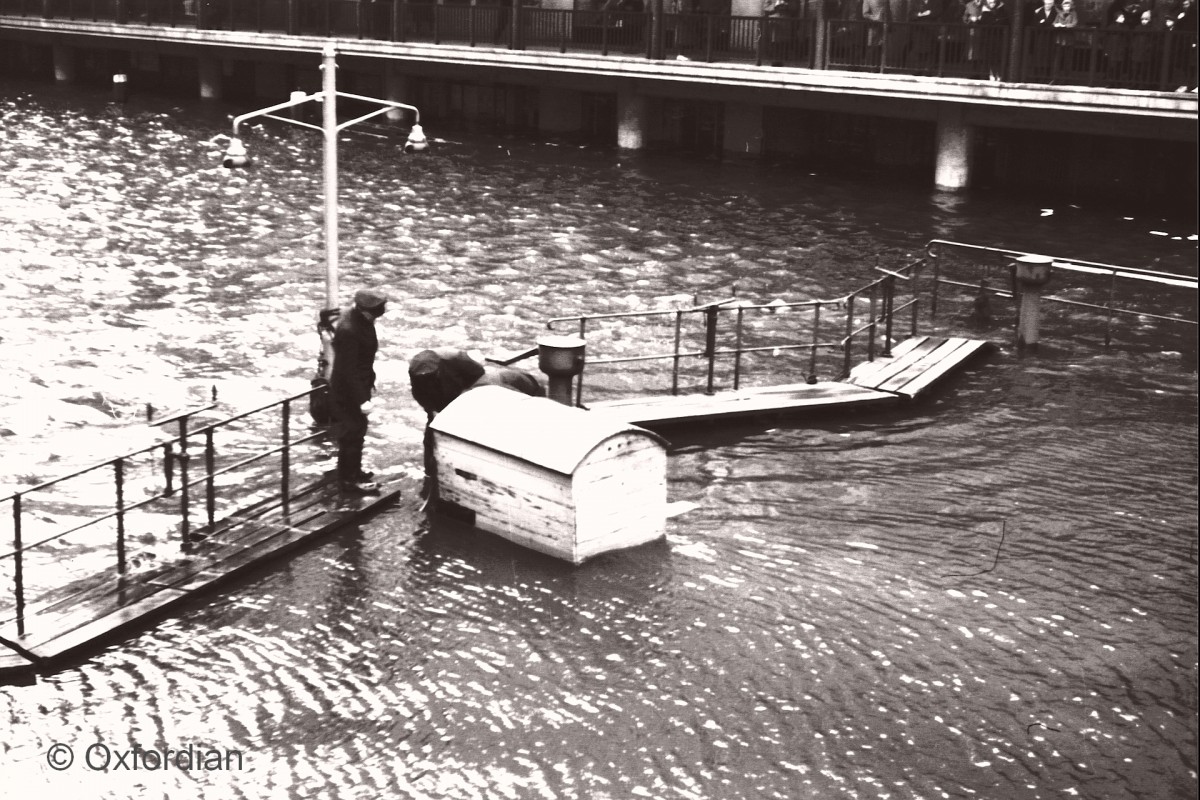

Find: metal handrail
2;383;329;638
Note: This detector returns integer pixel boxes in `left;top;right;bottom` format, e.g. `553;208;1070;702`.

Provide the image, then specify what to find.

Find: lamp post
223;44;427;421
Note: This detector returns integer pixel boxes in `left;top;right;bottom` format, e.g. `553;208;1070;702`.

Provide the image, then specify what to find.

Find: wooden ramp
0;478;400;681
845;336;993;399
586;336;992;429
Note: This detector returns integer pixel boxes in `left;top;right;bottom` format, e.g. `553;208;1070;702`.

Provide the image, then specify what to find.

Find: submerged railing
545;240;1197;405
546;257;925;405
926;239;1199;349
0;385;328;640
4;0;1195;93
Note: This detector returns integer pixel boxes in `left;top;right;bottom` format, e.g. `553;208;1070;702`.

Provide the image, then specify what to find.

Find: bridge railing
0;385;329;640
10;1;1196;93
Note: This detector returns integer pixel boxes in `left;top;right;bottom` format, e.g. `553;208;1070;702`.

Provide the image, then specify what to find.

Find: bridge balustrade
8;0;1195;93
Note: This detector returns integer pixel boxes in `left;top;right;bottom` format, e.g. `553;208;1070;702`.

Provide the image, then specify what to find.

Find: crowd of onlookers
747;0;1197;87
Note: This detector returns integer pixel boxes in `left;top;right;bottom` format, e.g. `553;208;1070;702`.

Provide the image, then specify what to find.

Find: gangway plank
846;337;994;399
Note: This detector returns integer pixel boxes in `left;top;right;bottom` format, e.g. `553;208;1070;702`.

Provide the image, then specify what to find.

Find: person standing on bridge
330;288;388;495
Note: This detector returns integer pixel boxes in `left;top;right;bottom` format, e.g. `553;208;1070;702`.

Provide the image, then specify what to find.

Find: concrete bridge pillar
53;46;76;84
384;65;413;125
934;104;972;191
617;89;647;150
198;56;223;101
723;101;763;157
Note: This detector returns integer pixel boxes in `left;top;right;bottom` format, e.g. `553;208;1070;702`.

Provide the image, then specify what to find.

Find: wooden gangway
0;476;399;680
0;385;407;682
586;336;993;429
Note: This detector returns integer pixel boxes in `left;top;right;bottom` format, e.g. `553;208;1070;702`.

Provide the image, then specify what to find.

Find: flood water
1;78;1197;800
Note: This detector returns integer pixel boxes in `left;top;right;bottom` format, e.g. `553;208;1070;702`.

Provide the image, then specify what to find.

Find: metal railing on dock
545;241;1196;405
546;257;924;404
926;239;1198;349
0;385;328;639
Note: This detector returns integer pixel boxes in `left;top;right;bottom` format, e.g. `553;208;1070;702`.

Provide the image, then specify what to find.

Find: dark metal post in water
205;429;216;531
704;303;719;394
927;245;941;319
672;311;684;395
115;458;126;576
883;276;895;357
282;399;292;516
733;306;746;390
867;285;878;362
843;293;856;377
809;301;822;380
178;417;191;553
13;494;24;638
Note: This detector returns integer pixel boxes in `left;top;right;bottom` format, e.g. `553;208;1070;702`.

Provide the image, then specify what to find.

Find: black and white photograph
1;1;1196;798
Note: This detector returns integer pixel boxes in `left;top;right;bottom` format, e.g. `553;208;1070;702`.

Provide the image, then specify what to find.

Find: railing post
883;275;895;357
672;310;684;395
178;417;191;553
809;301;822;380
13;494;25;638
115;458;127;575
867;284;878;362
704;303;719;395
575;317;588;406
1104;271;1116;347
205;428;216;530
163;442;175;494
286;0;299;35
733;306;745;390
843;293;856;378
929;245;940;320
281;399;292;515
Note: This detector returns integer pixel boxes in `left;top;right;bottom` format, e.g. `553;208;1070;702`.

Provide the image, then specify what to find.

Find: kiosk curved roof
429;386;667;476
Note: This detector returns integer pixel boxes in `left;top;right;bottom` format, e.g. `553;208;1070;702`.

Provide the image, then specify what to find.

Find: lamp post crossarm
231;92;323;137
332;91;422;130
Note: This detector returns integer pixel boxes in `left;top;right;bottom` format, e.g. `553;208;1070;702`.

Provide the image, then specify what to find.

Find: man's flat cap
354;288;389;309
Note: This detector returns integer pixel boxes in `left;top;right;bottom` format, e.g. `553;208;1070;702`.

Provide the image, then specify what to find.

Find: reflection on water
1;80;1196;799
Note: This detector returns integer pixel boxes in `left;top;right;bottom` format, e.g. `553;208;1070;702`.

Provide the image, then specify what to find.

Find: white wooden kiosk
429;386;669;564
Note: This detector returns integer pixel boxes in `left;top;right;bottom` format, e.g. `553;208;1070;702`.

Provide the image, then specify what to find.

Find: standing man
330;288;387;494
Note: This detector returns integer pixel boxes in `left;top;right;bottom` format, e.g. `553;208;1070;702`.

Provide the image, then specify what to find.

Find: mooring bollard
1012;254;1054;351
537;335;586;406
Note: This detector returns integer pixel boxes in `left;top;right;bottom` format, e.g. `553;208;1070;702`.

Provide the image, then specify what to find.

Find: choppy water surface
1;80;1196;800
